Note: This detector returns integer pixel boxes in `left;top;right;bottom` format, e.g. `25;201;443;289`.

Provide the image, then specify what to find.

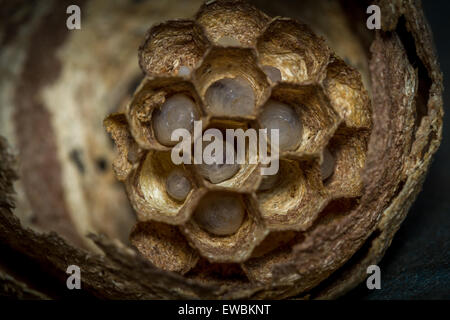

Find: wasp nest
64;0;446;299
105;0;372;283
0;0;443;300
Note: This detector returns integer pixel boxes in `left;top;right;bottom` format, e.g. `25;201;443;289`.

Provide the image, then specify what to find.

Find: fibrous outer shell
0;0;443;300
104;0;443;296
110;0;375;285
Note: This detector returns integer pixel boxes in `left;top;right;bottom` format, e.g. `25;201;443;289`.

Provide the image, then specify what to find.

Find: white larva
165;169;192;201
262;65;282;83
259;99;303;152
321;147;335;180
258;161;280;191
194;193;245;236
204;77;255;117
177;65;191;77
152;93;199;147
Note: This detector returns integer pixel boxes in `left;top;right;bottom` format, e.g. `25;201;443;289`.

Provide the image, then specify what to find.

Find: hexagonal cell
130;221;199;275
323;57;372;129
126;77;204;150
324;127;370;199
190;120;261;193
181;191;268;263
195;0;270;47
104;112;143;181
257;82;340;157
255;158;328;231
256;18;331;84
138;20;209;77
126;150;207;225
242;231;304;283
192;47;271;119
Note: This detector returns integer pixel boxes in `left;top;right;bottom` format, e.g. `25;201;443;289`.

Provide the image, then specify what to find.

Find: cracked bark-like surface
0;0;443;299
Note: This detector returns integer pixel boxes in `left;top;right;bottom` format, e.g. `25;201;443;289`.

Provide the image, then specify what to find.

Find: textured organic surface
0;0;444;299
107;0;374;288
259;99;303;152
107;0;443;298
205;77;256;117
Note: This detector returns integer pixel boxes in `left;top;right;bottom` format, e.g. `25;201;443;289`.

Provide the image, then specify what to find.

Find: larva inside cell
152;93;199;147
204;77;255;117
259;99;303;152
194;192;245;236
165;169;192;201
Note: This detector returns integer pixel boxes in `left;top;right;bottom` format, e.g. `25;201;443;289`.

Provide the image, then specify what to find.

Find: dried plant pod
0;0;443;300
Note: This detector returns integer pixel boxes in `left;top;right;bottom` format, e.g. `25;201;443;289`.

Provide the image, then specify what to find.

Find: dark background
344;1;450;299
